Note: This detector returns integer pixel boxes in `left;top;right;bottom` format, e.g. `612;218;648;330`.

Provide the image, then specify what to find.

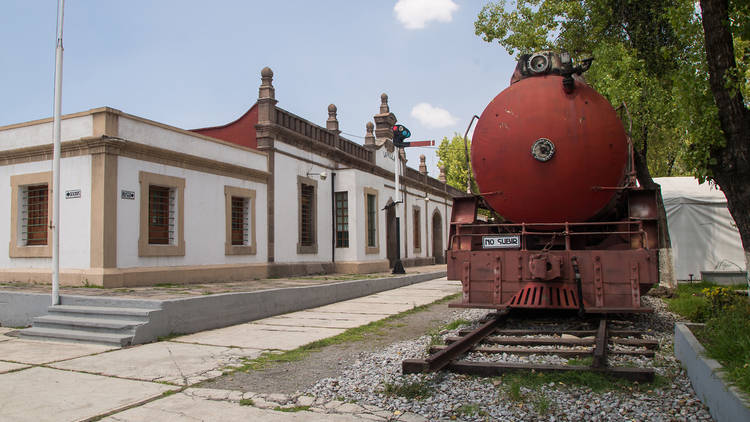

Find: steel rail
402;311;508;374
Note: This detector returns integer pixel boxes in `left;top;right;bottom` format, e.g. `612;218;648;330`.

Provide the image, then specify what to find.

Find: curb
2;271;447;344
674;322;750;422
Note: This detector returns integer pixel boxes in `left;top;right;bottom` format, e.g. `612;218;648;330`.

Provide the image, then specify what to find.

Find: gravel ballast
300;296;714;421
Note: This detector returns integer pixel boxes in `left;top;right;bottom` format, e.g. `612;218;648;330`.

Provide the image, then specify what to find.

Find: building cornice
0;136;270;184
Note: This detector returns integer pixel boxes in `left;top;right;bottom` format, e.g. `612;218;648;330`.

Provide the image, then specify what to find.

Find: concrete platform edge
674;322;750;422
2;271;447;344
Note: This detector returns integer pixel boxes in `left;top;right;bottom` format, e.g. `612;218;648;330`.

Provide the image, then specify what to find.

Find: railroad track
402;311;659;382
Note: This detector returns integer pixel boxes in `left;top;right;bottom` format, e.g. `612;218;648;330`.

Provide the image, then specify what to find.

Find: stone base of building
402;257;436;268
0;259;397;288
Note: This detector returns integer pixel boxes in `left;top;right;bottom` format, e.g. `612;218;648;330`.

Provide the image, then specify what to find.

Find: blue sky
0;1;515;176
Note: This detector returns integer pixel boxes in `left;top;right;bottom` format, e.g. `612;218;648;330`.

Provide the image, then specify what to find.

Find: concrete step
19;326;130;347
33;314;142;332
18;304;160;346
46;305;154;321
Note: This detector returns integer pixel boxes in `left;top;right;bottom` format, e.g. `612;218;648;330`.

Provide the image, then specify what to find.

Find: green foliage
497;370;666;396
239;398;254;406
700;301;750;394
455;403;489;417
667;281;750;395
381;380;433;400
436;134;478;192
273;405;311;412
474;0;748;180
666;282;745;322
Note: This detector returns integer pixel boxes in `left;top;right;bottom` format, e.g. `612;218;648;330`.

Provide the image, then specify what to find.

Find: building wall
0;114;93;152
0;156;92;270
116;156;267;268
118;115;267;171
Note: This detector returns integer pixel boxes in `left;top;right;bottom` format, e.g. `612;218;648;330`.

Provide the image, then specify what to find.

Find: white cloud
410;102;458;128
394;0;459;30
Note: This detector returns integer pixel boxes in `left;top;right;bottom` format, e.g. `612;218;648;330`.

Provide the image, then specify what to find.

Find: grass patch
382;380;433;400
566;357;593;367
273;405;311;412
157;332;184;342
153;283;184;288
239;398;254;406
283;273;394;281
426;317;471;350
455;403;488;417
443;318;470;331
693;302;750;394
233;293;461;372
664;282;715;322
532;394;552;414
74;280;105;289
497;371;667;396
665;282;750;395
161;389;178;397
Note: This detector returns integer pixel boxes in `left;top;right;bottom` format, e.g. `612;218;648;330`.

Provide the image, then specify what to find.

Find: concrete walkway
0;277;459;421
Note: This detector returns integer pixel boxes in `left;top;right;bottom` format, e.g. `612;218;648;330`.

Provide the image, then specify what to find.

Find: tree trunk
700;0;750;274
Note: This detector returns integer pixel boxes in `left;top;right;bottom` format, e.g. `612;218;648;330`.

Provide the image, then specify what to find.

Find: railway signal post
389;124;434;274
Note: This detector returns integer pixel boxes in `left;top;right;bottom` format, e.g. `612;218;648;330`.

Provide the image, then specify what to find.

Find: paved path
0;277;459;421
0;265;447;300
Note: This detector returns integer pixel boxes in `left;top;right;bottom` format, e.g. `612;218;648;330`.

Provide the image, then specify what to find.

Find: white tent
655;177;746;281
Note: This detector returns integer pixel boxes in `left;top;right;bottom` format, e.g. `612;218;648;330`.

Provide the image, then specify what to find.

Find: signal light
392;124;411;147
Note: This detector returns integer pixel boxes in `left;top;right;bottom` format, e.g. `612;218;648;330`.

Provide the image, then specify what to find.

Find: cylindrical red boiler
471;75;628;223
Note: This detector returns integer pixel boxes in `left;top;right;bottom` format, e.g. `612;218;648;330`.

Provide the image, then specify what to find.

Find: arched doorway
386;199;397;266
432;210;444;264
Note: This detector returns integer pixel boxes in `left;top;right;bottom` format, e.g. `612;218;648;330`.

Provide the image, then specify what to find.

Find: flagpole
51;0;65;305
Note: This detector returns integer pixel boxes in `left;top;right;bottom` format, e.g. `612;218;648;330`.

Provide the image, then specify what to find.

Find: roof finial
326;104;340;134
380;93;390;114
259;67;275;100
419;154;427;175
365;121;375;146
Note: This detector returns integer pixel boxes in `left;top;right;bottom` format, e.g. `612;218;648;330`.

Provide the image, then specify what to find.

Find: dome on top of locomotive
471;55;628;223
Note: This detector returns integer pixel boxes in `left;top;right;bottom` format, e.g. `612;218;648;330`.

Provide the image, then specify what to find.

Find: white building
0;67;461;287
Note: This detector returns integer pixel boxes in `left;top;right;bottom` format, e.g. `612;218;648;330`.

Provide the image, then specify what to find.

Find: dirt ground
199;300;460;394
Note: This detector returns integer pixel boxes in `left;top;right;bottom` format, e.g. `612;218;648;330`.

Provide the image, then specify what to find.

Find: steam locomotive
447;52;660;314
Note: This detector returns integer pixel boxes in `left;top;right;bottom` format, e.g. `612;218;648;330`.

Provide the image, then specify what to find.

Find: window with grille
22;184;48;246
335;191;349;248
231;196;249;246
413;207;421;251
148;185;175;245
367;193;377;248
300;183;315;247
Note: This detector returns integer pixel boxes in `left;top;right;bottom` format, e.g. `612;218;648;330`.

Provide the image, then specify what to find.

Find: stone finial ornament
259;66;275;100
419;154;427;174
365;122;375;147
327;104;340;133
438;164;446;183
374;93;397;141
380;93;390;114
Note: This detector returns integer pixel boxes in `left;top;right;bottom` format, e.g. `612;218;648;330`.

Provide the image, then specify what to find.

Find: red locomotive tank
471;75;628;223
447;52;662;314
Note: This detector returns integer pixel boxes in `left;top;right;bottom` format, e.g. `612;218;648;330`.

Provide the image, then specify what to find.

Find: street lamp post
51;0;65;305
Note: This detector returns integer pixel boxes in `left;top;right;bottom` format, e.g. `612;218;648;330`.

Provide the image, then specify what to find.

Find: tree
475;0;750;269
699;0;750;267
436;134;478;193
